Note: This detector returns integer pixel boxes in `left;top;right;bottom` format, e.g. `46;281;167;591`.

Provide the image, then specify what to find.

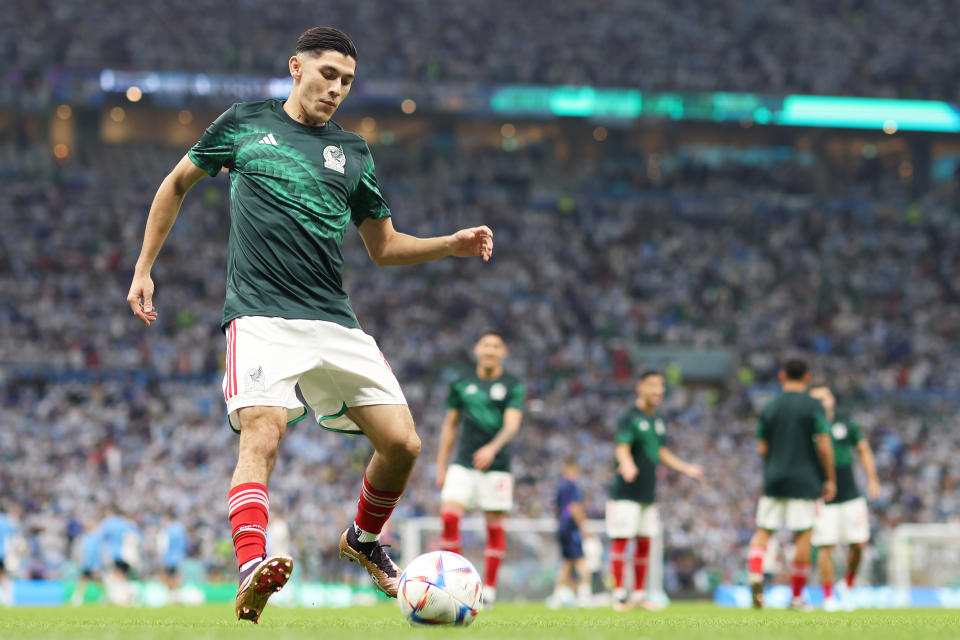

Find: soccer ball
397;550;482;626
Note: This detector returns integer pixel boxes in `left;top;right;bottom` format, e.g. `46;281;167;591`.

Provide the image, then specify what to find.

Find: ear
289;55;302;80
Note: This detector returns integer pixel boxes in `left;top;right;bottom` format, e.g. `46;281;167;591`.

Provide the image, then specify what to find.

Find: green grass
1;603;958;640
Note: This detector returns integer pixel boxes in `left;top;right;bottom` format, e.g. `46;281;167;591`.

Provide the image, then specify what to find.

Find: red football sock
823;581;833;599
747;544;765;578
484;523;506;588
228;482;269;569
633;537;651;593
354;474;403;537
610;538;629;589
440;508;462;555
791;561;811;599
845;571;855;588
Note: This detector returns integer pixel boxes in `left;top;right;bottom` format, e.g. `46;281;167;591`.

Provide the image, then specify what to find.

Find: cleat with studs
235;554;294;623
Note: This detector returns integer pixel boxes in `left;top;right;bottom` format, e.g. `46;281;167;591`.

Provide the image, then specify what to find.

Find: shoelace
359;541;398;577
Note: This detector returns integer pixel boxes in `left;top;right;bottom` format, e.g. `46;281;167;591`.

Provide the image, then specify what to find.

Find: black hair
783;358;808;381
639;369;663;381
296;27;358;60
478;330;505;343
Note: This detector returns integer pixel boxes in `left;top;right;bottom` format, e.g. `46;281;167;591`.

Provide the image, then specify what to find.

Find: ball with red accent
397;550;482;627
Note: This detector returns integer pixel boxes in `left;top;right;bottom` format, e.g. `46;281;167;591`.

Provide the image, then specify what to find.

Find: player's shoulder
323;120;369;146
501;371;524;388
232;98;279;118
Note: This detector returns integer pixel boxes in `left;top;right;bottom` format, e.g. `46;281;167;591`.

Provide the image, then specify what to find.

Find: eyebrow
321;65;355;81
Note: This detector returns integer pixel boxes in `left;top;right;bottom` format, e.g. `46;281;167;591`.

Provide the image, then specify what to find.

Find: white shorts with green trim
755;496;819;532
604;500;659;539
440;464;514;512
223;316;406;434
812;497;870;546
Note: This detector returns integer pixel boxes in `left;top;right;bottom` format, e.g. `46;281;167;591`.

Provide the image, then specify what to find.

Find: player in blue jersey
99;509;141;605
158;513;189;595
127;26;493;623
71;520;103;606
0;507;20;606
548;459;592;608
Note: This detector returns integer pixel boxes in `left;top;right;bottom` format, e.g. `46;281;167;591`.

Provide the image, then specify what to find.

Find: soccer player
99;508;142;606
746;359;836;610
126;27;494;623
0;506;19;606
71;520;103;606
605;370;704;611
435;331;525;607
809;384;881;611
548;458;592;609
158;513;189;597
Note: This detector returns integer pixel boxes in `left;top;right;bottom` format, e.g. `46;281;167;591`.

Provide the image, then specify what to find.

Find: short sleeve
506;382;526;410
756;415;767;440
615;412;635;445
349;143;391;227
188;105;237;177
570;483;582;504
445;383;462;410
812;403;830;435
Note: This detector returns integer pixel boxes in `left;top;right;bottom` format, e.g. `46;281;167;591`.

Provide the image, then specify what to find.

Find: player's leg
439;466;476;555
231;406;293;622
846;542;864;588
548;559;575;608
630;503;660;610
817;545;838;609
482;510;507;606
337;403;420;598
605;499;639;609
786;499;818;610
812;501;841;610
573;556;592;607
747;527;772;608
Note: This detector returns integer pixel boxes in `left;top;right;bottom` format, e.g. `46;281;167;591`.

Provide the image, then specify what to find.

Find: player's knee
384;430;420;466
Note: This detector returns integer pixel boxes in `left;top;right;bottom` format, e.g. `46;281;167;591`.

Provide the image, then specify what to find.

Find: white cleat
823;596;842;612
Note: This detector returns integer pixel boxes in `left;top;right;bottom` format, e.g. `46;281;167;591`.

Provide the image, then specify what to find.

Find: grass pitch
1;602;958;640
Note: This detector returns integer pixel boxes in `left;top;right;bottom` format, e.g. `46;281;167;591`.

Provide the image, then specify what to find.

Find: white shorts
604;500;659;539
812;497;870;546
440;464;514;512
223;316;406;434
755;496;819;532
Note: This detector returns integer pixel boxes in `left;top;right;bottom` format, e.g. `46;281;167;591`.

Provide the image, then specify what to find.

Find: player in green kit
746;359;836;611
435;331;525;607
809;384;881;611
126;27;494;623
605;371;704;611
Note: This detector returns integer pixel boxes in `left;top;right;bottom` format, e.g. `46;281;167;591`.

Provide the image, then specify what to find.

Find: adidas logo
258;133;279;146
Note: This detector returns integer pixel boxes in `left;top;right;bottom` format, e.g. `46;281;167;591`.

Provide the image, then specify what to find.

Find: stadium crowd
2;130;959;594
3;0;960;101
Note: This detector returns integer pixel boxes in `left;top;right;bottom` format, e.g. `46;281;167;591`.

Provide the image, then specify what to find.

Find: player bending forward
127;27;494;623
606;371;704;611
746;359;835;611
809;383;881;611
435;331;525;608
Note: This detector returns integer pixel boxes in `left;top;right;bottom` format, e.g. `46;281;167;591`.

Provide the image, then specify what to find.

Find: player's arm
126;154;208;325
615;443;639;482
856;438;882;500
756;439;768;457
435;408;460;488
357;217;493;266
569;500;590;538
472;408;522;471
658;446;705;482
815;433;837;501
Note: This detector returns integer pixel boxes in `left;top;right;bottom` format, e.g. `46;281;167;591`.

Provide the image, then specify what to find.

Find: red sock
791;561;811;599
823;581;833;599
228;482;269;569
484;523;506;588
747;544;765;577
611;538;628;589
354;474;403;536
845;571;855;588
440;508;462;555
633;537;651;593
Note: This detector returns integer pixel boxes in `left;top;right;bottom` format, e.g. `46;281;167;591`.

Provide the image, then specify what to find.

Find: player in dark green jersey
746;359;835;611
809;384;881;611
605;371;704;611
435;331;525;607
126;27;494;623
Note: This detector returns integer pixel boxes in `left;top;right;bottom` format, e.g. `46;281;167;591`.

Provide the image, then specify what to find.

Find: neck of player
476;365;503;380
283;95;326;128
781;381;807;393
637;399;656;414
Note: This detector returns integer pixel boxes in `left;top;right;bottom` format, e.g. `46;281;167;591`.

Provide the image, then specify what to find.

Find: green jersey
187;99;391;330
610;406;666;504
828;417;863;504
446;372;525;473
756;391;830;499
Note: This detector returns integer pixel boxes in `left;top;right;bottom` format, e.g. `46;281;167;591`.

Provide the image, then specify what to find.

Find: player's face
290;50;356;124
810;386;835;412
637;375;665;407
474;335;507;368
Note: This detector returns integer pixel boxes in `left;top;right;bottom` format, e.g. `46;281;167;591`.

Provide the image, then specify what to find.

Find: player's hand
684;463;706;483
436;466;447;489
867;480;881;501
472;445;496;471
618;461;639;483
127;272;158;326
448;226;493;262
822;480;837;502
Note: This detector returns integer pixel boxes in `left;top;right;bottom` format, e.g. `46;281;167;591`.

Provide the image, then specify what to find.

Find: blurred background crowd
2;0;960;599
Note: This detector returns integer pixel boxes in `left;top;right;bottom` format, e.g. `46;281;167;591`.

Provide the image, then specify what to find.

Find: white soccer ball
397;550;483;627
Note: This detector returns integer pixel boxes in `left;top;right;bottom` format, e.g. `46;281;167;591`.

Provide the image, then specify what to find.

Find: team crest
655;419;665;435
323;145;346;174
464;384;478;395
637;420;649;432
245;366;265;392
832;423;848;439
490;383;507;401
